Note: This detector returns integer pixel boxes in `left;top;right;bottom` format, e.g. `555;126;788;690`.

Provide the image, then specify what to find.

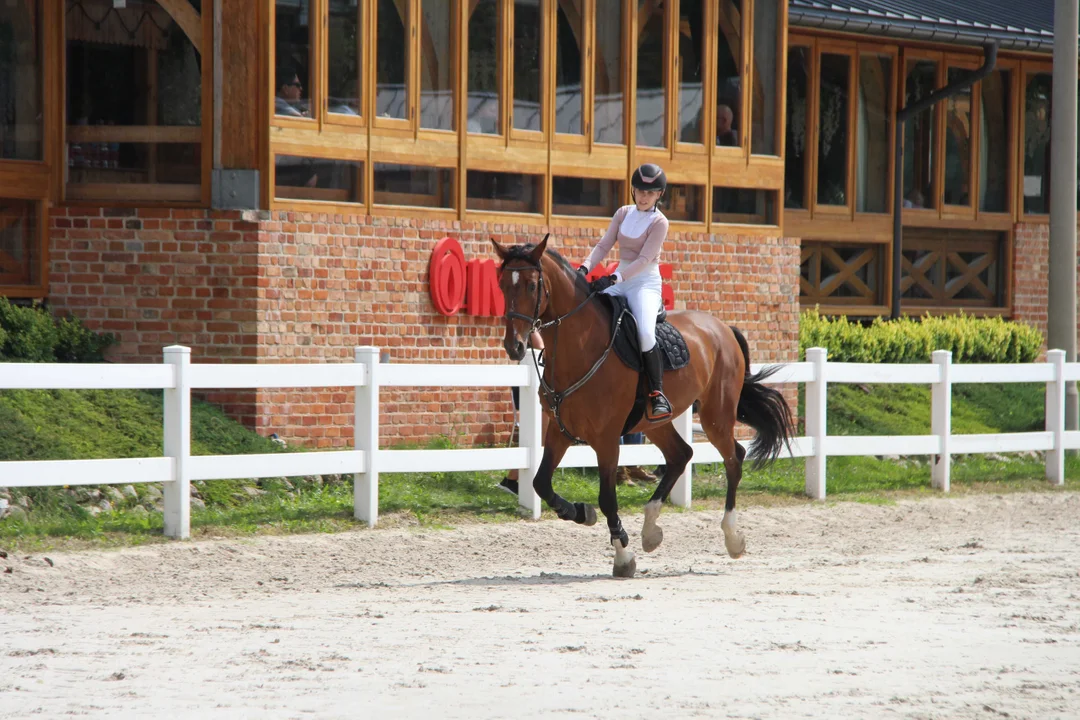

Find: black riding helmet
631;163;667;207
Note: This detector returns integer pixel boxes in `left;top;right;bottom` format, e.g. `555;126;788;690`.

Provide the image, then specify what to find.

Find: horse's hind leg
639;423;694;553
699;401;747;559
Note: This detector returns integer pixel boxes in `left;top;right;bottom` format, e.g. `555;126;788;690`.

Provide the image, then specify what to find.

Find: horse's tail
730;326;796;470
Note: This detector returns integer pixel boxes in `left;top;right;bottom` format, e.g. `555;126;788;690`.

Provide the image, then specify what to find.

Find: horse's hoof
613;556;637;578
642;525;663;553
582;504;597;526
725;533;746;559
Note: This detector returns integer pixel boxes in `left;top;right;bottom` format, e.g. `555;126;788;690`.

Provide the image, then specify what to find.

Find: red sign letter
429;237;467;316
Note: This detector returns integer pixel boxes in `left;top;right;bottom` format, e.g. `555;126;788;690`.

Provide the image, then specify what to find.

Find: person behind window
903;187;926;209
467;98;499;134
716;103;738;147
276;67;309;117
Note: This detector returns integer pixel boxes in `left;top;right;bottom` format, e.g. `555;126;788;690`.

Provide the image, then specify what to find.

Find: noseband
500;257;627;443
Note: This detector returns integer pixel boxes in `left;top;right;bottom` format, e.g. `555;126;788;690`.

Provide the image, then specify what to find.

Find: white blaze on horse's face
511;270;520;287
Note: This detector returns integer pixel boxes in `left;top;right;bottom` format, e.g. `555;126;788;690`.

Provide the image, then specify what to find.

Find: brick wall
48;206;802;448
1012;222;1050;345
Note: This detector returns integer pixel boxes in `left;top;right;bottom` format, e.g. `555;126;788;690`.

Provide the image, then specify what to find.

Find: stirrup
646;391;672;421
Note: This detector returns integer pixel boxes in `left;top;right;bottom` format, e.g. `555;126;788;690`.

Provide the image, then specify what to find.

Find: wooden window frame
854;45;898;218
323;0;369;130
811;39;856;218
975;59;1019;224
1016;59;1054;223
748;0;785;158
270;0;322;130
898;49;943;222
939;58;979;220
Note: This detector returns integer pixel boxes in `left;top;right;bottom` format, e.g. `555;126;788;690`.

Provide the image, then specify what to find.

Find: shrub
799;309;1043;364
0;298;115;363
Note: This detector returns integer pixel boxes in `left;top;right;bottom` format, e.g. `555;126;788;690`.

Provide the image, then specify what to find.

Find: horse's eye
528;280;537;292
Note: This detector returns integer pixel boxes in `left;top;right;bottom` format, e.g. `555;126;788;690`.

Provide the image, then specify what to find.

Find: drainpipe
891;43;998;320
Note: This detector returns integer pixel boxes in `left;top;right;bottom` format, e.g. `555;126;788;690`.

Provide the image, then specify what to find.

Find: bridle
501;255;626;444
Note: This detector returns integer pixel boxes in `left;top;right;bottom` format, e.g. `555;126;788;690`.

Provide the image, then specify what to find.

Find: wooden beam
156;0;202;54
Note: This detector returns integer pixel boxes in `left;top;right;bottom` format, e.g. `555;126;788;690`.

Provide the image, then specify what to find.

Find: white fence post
517;351;543;519
1046;349;1066;485
163;345;191;539
670;408;694;508
354;346;381;526
804;347;828;499
931;350;952;492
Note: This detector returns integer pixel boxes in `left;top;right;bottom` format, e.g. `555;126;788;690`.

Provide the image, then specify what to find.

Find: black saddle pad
598;294;690;373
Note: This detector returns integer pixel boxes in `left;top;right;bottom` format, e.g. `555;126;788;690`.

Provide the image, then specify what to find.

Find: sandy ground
1;492;1079;720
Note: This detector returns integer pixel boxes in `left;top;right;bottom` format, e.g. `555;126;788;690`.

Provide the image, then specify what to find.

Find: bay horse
492;235;795;578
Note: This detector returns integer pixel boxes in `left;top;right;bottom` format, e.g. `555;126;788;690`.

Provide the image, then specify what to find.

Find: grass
1;382;1077;553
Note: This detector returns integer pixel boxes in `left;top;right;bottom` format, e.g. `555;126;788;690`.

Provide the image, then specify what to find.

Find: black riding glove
589;275;617;294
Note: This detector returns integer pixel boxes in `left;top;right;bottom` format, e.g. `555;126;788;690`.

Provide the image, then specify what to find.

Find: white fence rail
0;345;1071;538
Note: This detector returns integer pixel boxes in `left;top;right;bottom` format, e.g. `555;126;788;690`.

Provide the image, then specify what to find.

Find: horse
491;235;795;578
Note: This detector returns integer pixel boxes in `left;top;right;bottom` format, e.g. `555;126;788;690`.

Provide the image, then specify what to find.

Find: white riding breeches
602;270;664;352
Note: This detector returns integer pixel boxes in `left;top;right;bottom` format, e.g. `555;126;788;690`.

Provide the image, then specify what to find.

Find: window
374;163;454;209
555;0;584;136
677;1;705;145
979;70;1010;213
420;0;454;131
512;0;542;133
376;0;408;121
0;199;41;289
552;177;622;216
276;0;313;118
1023;72;1052;215
0;0;42;161
784;45;810;209
816;53;850;207
751;0;778;155
666;184;705;223
944;67;973;209
635;0;665;147
275;156;363;203
713;187;777;225
466;171;541;214
66;0;203;202
715;0;743;150
856;54;891;213
903;59;938;211
467;0;500;134
327;0;362;117
592;0;624;144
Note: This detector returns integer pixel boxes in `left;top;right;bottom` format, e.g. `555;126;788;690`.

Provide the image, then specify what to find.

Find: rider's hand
589;275;617;294
577;264;589;275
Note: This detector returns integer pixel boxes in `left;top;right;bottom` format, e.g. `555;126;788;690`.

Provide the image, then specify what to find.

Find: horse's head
491;234;549;361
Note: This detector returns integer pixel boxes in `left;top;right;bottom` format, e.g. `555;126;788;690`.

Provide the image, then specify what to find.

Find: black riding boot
643;346;672;422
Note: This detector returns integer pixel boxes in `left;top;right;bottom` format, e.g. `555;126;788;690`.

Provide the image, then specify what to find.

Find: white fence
0;345;1073;539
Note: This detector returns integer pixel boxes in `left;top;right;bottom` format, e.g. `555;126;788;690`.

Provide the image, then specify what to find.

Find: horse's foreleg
640;423;694;553
533;428;596;527
595;440;635;578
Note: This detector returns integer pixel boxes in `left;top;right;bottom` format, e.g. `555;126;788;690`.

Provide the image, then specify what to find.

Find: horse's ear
529;233;550;264
490;238;510;262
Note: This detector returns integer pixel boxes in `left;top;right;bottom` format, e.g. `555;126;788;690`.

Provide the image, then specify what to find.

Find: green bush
799;308;1043;364
0;298;115;363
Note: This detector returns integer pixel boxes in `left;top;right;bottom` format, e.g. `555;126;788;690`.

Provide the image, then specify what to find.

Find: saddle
596;294;691;434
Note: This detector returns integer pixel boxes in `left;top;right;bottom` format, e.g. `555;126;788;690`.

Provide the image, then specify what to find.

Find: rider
577;163;672;422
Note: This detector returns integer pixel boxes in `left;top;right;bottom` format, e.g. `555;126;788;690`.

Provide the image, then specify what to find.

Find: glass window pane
275;155;363;203
377;0;408;120
677;1;705;144
466;170;542;213
328;0;361;116
944;67;972;206
856;54;891;213
552;177;623;216
784;45;809;209
903;59;937;210
593;0;624;144
979;70;1009;212
512;0;542;132
420;0;454;130
1023;72;1052;215
713;187;777;224
467;0;500;134
0;198;39;287
0;0;42;160
555;0;584;135
715;0;742;148
636;0;665;147
817;53;850;206
374;163;454;208
751;0;777;154
665;184;705;222
276;0;312;117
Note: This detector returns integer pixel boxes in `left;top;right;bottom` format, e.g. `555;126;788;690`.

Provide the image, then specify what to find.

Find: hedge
0;299;115;363
799;309;1043;364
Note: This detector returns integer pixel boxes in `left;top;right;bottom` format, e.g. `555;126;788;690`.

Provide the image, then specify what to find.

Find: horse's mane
502;243;591;296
